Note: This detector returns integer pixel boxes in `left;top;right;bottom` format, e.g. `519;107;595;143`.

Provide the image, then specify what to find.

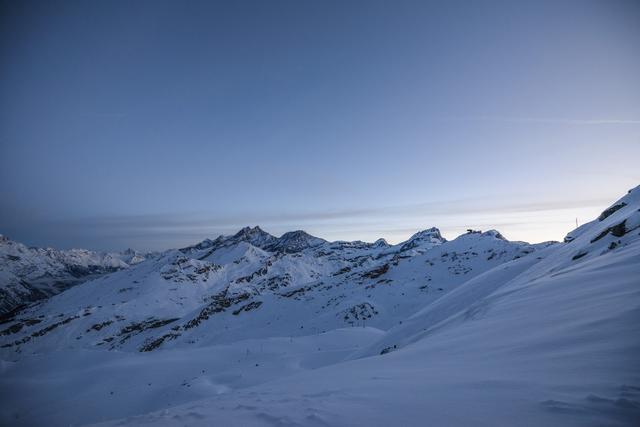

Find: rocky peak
372;238;390;248
235;225;259;235
265;230;326;253
231;226;278;249
399;227;446;252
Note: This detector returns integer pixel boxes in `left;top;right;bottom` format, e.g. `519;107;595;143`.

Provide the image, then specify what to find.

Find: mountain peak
231;226;278;248
234;225;267;237
372;238;390;248
264;230;326;253
280;230;325;241
399;227;446;252
413;227;443;239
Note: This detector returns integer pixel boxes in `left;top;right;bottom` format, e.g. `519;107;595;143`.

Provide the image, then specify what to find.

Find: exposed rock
598;203;627;221
362;264;389;279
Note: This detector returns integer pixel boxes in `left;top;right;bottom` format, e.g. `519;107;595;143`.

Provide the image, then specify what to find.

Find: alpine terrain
0;186;639;427
0;237;148;317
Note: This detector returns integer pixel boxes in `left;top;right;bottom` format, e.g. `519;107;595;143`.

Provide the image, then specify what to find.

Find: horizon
1;185;635;252
1;0;639;251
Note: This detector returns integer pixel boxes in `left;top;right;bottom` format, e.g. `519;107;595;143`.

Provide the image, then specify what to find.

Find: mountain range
0;237;149;317
0;185;639;426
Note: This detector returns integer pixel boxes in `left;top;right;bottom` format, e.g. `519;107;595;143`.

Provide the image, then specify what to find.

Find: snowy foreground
1;187;639;426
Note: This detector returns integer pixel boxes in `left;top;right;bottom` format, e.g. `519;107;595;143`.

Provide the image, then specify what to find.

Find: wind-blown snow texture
1;186;639;426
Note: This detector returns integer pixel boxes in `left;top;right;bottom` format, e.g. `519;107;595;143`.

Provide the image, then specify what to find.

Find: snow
0;328;384;426
398;226;446;252
0;224;533;354
1;186;639;426
0;237;150;315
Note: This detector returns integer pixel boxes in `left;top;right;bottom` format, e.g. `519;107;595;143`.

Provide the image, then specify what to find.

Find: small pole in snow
576;218;579;228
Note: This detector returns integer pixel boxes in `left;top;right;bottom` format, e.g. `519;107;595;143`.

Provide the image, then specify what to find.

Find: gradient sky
1;0;639;251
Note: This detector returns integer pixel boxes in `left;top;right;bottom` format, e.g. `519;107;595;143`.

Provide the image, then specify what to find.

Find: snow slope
0;328;384;426
99;242;638;427
91;185;640;427
0;186;638;426
0;236;148;316
0;226;535;356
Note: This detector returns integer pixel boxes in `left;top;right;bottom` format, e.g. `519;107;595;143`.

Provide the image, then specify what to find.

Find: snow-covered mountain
0;186;639;427
398;226;447;252
0;236;148;316
0;225;537;356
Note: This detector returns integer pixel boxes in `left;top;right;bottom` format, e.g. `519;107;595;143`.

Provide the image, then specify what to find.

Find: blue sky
1;0;639;251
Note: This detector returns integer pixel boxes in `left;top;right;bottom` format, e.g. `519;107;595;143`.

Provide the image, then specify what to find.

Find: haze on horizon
1;0;639;251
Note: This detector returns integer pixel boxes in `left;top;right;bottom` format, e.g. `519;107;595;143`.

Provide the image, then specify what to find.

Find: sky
1;0;639;251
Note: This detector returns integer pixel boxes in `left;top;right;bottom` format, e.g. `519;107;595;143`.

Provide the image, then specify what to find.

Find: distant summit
264;230;326;253
230;226;278;248
399;227;446;252
372;238;390;248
